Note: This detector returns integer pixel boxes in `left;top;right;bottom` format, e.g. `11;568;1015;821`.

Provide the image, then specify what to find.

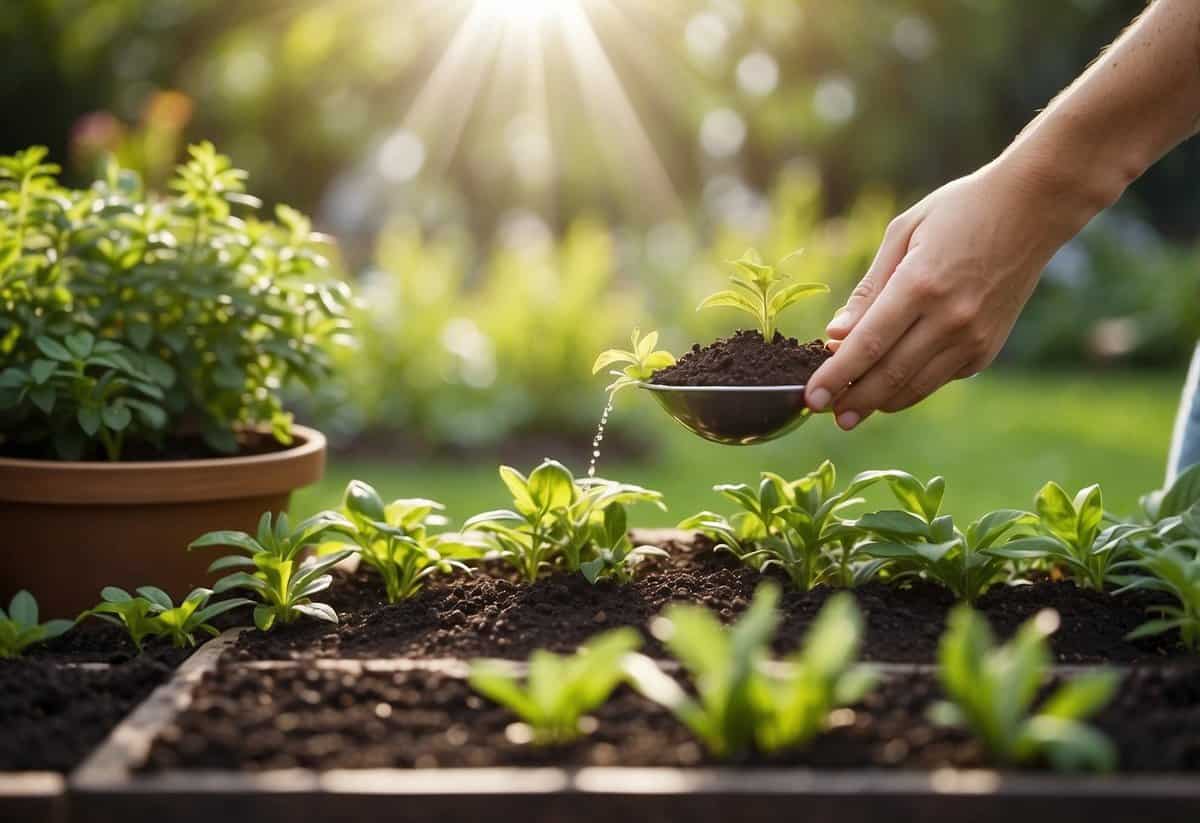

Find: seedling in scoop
0;590;73;658
592;329;675;396
698;249;829;342
468;628;642;745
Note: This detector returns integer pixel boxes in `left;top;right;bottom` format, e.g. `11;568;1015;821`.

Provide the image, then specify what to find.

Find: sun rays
398;0;684;218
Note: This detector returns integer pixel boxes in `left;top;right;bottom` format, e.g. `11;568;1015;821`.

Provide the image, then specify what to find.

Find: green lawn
294;370;1185;528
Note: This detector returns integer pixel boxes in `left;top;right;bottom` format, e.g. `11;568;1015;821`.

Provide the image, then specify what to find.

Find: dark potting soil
140;665;1200;773
29;621;193;667
230;536;1183;664
0;428;288;462
651;330;832;387
0;657;174;771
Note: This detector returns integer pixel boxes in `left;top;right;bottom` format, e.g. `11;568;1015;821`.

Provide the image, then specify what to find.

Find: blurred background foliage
2;0;1196;515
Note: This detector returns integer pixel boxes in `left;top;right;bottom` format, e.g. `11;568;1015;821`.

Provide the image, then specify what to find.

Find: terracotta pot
0;426;326;619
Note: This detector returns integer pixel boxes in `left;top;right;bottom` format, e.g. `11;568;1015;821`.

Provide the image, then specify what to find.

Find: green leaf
253;605;277;631
35;337;73;362
1040;671;1120;721
127;322;153;350
102;403;132;432
30;359;57;385
30;384;55;414
768;282;829;316
65;331;95;359
528;460;575;512
1035;482;1077;541
292;602;338;623
9;591;37;627
77;407;101;436
344;480;387;522
1159;463;1200;519
697;289;760;317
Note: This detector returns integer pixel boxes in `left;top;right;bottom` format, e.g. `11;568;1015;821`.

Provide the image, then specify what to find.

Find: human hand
805;158;1090;429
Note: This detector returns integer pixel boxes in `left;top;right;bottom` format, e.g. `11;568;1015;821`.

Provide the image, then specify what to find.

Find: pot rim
0;424;326;505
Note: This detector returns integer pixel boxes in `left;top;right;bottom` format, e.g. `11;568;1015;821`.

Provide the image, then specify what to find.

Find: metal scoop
638;383;813;445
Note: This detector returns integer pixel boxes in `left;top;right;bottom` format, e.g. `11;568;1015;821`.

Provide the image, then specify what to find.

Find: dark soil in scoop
651;330;832;387
0;657;174;771
141;665;1200;773
230;536;1182;664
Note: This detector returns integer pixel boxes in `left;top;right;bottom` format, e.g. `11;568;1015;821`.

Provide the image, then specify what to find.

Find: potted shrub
0;143;352;616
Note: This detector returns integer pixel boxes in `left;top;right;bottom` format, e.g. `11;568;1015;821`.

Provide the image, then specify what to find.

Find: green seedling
133;586;252;647
931;606;1120;772
624;584;875;759
469;628;642;745
592;329;675;395
464;459;665;582
986;482;1140;591
698;249;829;341
580;504;668;584
337;480;485;602
191;511;357;631
679;461;887;590
81;587;165;651
0;590;72;658
857;506;1032;604
1115;540;1200;652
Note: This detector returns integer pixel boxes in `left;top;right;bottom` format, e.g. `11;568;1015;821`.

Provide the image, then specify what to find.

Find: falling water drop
587;396;615;478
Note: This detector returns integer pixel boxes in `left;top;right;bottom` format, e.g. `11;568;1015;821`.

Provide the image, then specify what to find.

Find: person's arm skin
805;0;1200;430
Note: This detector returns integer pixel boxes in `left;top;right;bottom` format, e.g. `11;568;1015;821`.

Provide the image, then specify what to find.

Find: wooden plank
71;629;244;789
0;772;65;823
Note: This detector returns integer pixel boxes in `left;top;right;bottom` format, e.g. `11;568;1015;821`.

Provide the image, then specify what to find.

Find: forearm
997;0;1200;237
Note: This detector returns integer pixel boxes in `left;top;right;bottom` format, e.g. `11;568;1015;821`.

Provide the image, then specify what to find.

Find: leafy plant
190;511;356;631
592;328;675;395
0;143;352;460
580;504;668;584
464;459;666;582
857;508;1032;603
0;590;72;658
468;628;641;745
697;249;829;341
1114;540;1200;652
336;480;485;602
931;606;1119;772
679;462;886;590
986;482;1141;591
624;584;875;759
81;586;165;651
132;586;252;647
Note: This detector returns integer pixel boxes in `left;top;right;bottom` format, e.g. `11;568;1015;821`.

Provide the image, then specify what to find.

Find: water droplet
587;397;615;479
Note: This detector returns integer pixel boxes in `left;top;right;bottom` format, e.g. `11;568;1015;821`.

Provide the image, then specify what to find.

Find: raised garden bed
63;625;1200;823
228;531;1183;664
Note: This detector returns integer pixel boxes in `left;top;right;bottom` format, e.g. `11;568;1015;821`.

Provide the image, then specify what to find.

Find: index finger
805;272;921;411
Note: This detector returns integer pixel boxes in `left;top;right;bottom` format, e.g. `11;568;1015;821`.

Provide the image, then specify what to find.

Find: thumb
827;216;916;340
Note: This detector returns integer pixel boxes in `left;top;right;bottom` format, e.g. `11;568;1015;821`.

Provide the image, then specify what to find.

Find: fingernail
837;411;861;430
828;310;852;331
807;387;831;411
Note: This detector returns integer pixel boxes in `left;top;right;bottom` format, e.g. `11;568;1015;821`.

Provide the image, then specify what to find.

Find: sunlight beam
558;2;683;217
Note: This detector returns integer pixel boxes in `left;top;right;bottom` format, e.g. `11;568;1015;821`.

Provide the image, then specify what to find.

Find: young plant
336;480;485;602
857;508;1032;603
698;249;829;341
81;587;167;651
986;482;1139;591
468;628;641;745
624;584;875;759
580;504;668;583
1115;540;1200;652
133;586;252;648
464;459;665;582
592;329;675;395
0;591;73;658
679;461;886;590
0;143;352;460
190;511;356;631
931;606;1119;772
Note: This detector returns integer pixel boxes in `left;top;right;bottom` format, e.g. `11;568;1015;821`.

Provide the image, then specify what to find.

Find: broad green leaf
528;460;575;512
1039;671;1120;721
1035;482;1077;541
101;403;132;432
77;407;101;436
9;591;37;627
35;337;73;362
499;466;537;516
1159;463;1200;520
344;480;387;522
65;331;95;359
768;281;829;316
30;385;55;414
189;530;264;556
697;289;760;316
135;586;174;611
30;359;56;385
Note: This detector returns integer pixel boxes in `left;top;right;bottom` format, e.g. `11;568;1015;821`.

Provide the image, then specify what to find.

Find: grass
294;369;1184;528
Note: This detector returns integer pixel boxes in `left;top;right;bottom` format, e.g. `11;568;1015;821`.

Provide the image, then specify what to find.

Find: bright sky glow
394;0;682;217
